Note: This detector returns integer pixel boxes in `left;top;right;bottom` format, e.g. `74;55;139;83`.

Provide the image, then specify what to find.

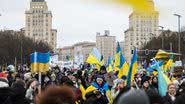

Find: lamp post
174;14;182;61
158;26;164;49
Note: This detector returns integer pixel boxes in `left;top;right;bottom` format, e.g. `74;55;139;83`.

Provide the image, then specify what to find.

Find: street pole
159;26;164;49
170;42;173;52
174;14;182;61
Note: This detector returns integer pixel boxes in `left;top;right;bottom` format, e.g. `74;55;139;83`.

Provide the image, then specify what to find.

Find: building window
46;32;48;35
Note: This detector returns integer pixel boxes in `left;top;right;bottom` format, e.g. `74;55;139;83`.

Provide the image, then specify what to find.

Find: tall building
96;30;116;64
25;0;57;50
124;0;159;62
120;41;125;55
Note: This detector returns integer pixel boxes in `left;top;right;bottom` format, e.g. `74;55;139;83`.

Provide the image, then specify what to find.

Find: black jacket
163;93;175;104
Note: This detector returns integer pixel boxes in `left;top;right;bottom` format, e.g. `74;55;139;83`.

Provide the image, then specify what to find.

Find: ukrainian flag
30;52;50;73
127;48;137;87
155;50;169;59
151;59;171;96
164;53;174;71
115;42;121;68
118;53;129;79
86;48;104;70
107;56;113;73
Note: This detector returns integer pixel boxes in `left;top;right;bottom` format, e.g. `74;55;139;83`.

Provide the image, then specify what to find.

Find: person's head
167;83;176;96
36;85;75;104
146;89;163;104
114;79;124;89
100;66;107;74
141;76;150;89
143;81;149;88
11;79;26;96
116;89;150;104
96;78;103;86
152;76;158;84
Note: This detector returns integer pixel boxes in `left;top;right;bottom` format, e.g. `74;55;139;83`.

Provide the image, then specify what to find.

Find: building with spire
25;0;57;50
124;0;159;62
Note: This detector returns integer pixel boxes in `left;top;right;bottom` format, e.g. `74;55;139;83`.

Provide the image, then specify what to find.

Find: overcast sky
0;0;185;48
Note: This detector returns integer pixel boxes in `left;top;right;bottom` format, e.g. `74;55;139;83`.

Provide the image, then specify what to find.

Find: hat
113;79;124;88
0;78;9;88
117;89;150;104
96;77;103;82
141;76;150;85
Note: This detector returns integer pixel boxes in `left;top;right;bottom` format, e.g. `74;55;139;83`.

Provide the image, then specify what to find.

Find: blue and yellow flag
30;52;50;73
150;59;171;96
86;48;104;70
118;53;129;79
107;56;113;73
115;42;121;68
127;48;137;87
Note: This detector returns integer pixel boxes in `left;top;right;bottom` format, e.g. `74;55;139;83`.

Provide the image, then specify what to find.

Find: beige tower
25;0;57;50
124;0;159;63
96;30;116;64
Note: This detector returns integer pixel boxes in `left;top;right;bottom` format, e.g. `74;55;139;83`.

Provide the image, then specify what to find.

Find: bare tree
0;30;51;66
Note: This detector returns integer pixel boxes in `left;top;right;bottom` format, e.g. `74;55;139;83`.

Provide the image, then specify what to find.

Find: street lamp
174;13;182;61
158;26;164;49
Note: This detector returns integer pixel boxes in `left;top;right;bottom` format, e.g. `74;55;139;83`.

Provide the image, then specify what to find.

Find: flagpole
134;79;139;89
39;72;42;93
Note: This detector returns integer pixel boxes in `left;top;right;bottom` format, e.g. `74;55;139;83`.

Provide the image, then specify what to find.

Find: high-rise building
120;41;125;55
124;0;159;62
96;30;116;64
25;0;57;50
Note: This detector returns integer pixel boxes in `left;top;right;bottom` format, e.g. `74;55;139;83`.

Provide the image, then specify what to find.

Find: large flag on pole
127;48;137;87
107;56;113;73
117;53;129;78
155;50;169;59
115;42;121;68
150;59;171;96
86;48;104;70
30;52;50;73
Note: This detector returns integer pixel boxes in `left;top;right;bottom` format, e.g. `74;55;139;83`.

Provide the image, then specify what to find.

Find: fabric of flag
107;56;113;73
164;53;174;71
86;48;101;64
151;59;171;96
155;50;169;59
86;48;103;71
79;84;86;100
30;52;50;73
127;48;137;87
114;42;121;67
100;55;105;66
118;53;129;79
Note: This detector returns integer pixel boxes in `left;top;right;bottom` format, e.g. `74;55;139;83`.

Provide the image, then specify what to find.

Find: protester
116;89;150;104
111;79;124;100
1;62;185;104
85;75;110;104
36;85;75;104
163;83;176;104
141;76;151;91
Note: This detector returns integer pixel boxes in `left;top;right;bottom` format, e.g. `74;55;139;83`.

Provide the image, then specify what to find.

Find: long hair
36;85;75;104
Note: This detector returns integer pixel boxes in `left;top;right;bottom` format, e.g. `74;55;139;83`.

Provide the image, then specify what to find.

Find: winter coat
163;93;175;104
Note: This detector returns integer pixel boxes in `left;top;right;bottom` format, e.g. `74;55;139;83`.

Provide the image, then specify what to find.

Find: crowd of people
1;64;185;104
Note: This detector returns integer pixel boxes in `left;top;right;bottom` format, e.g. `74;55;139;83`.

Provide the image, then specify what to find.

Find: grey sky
0;0;185;48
